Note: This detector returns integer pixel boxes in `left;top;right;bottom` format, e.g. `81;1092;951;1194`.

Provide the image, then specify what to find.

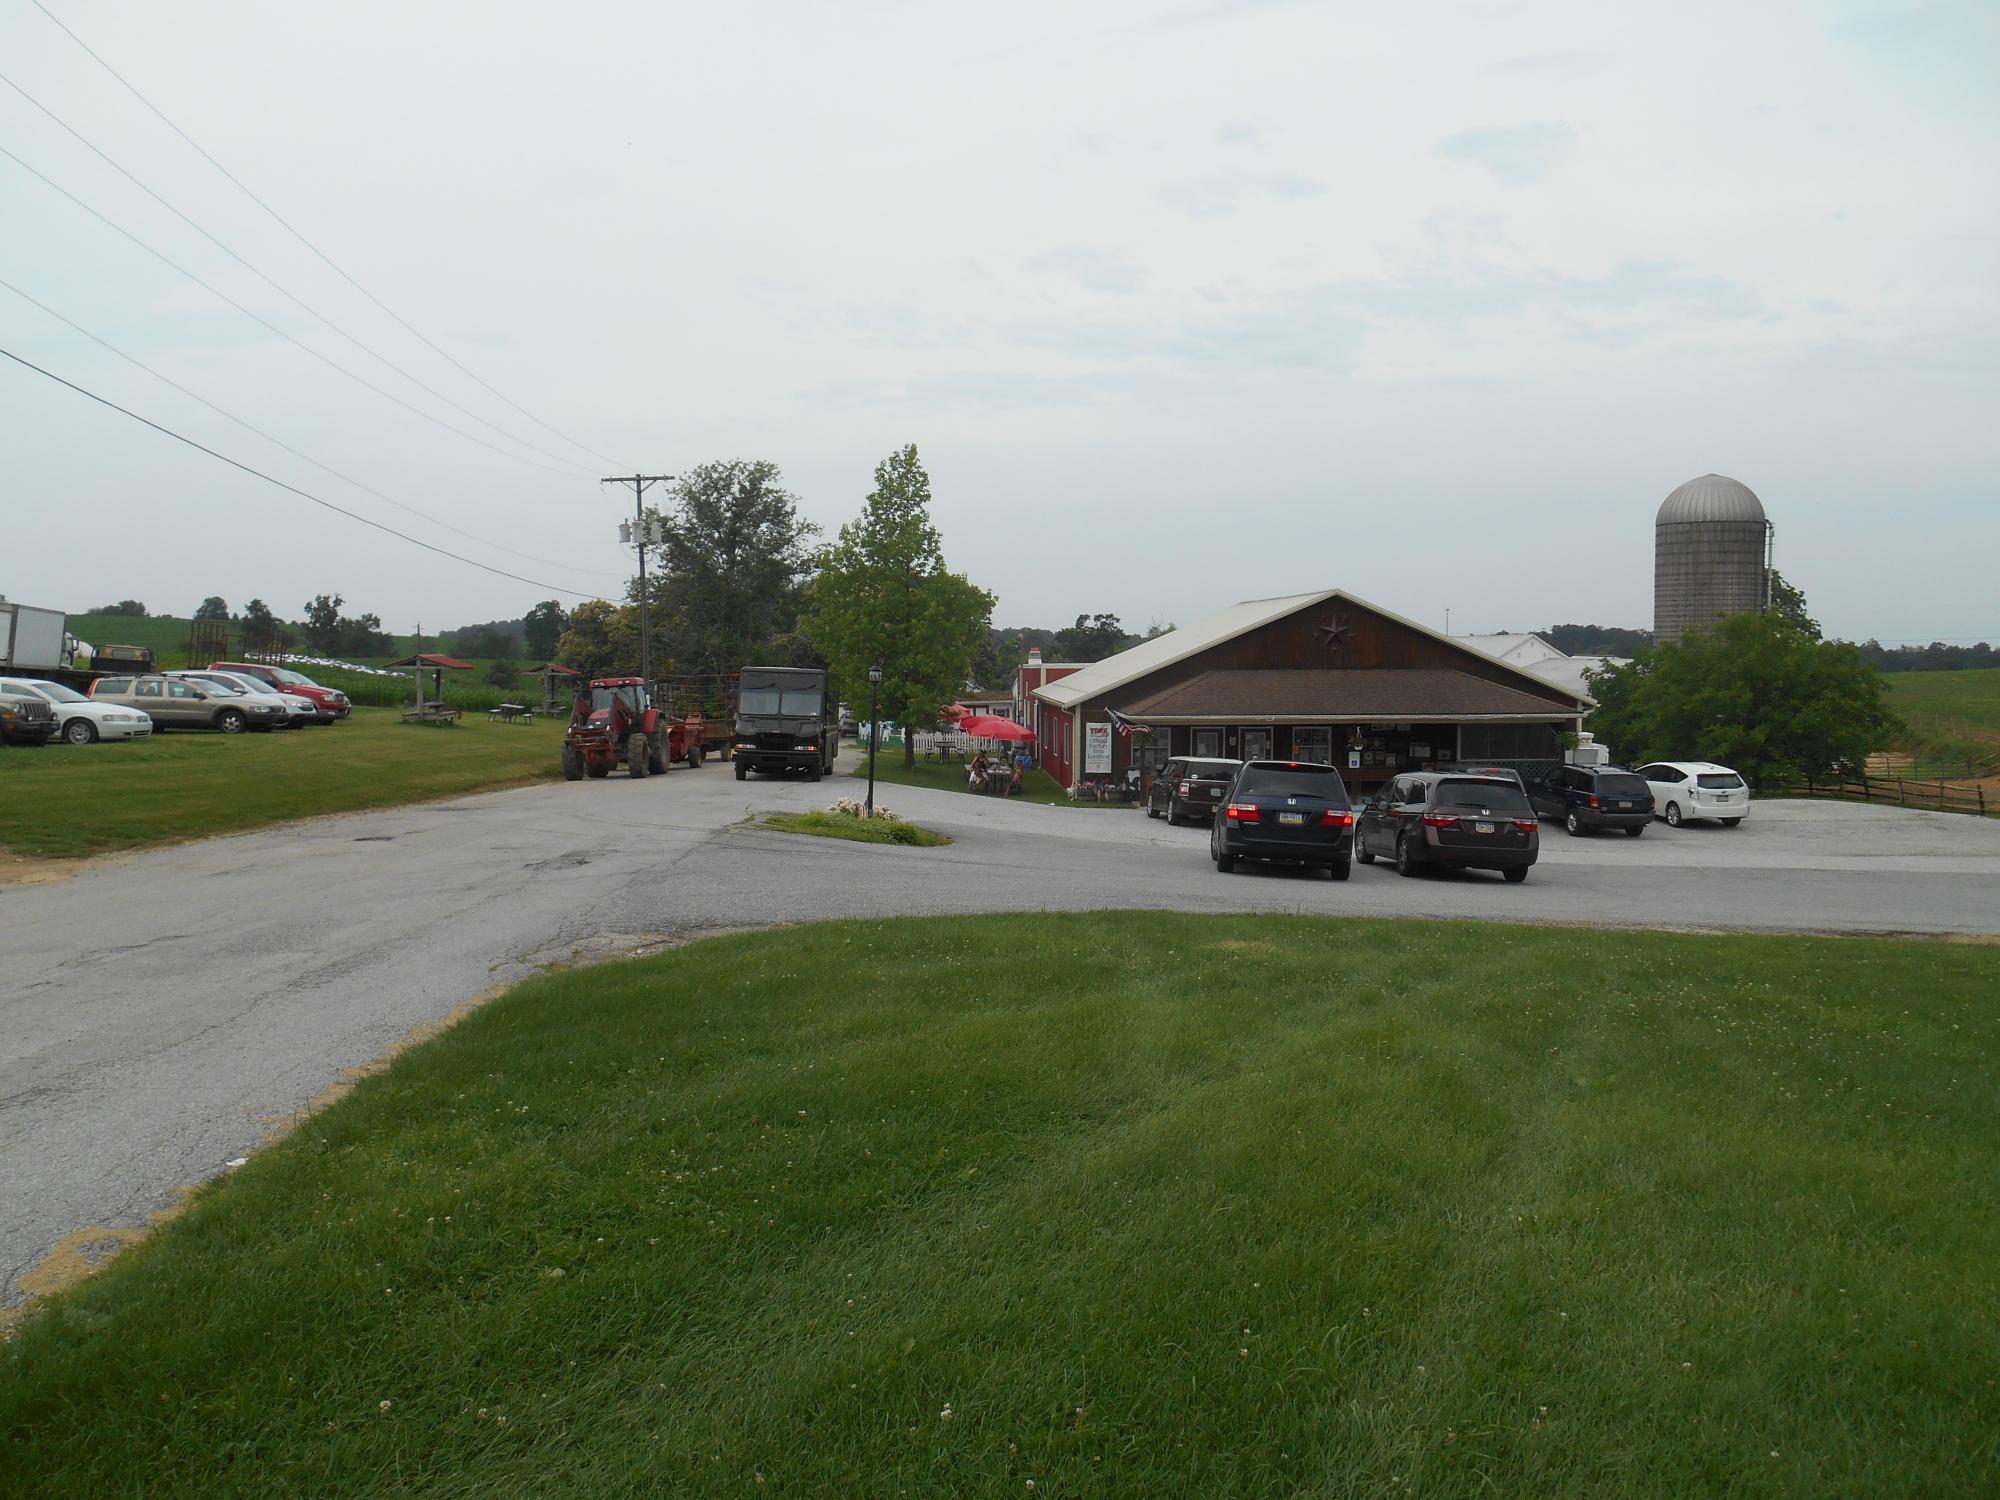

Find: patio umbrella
956;713;1034;741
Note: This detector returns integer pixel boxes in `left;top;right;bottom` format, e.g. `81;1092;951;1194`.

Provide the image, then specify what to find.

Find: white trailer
0;599;70;673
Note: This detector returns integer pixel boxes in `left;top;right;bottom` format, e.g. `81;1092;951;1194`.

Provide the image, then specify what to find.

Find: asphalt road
5;759;1998;1310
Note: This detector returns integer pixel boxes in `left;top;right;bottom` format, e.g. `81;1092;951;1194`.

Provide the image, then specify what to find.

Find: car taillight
1513;819;1537;834
1225;802;1260;823
1178;780;1191;795
1322;809;1354;827
1421;812;1459;828
1587;795;1601;809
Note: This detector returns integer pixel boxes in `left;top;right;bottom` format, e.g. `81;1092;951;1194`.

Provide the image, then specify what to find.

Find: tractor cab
578;678;648;730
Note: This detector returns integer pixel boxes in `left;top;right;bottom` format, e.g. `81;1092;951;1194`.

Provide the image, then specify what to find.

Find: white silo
1652;474;1772;642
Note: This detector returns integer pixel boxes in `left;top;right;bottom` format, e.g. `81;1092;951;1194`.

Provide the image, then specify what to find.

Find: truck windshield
741;687;821;716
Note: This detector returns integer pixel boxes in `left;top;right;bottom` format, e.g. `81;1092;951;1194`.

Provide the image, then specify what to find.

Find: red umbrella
956;713;1034;741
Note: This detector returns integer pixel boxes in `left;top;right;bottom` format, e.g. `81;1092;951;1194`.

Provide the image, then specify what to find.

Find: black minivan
1355;771;1539;882
1209;760;1354;879
1528;765;1654;836
1146;756;1243;825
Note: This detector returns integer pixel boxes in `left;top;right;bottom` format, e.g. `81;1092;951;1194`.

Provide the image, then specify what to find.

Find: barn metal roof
1033;589;1593;711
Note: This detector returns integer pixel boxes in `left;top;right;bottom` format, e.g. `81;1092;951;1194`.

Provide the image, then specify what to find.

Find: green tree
639;459;820;677
553;599;639;680
1766;568;1819;639
194;596;230;621
1585;610;1898;789
92;600;147;617
523;601;568;661
1053;612;1131;662
485;657;518;689
802;445;995;767
302;594;345;654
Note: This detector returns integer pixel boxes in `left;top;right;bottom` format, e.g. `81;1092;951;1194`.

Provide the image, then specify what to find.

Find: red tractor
562;677;708;781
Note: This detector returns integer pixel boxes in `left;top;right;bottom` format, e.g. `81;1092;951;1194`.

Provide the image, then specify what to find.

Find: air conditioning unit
1566;730;1610;767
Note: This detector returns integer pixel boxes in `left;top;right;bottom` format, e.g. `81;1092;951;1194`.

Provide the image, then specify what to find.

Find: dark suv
0;689;57;746
1145;756;1243;825
1356;771;1539;882
1210;760;1354;880
1528;764;1654;837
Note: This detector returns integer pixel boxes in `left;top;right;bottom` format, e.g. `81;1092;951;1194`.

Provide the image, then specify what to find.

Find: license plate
1277;811;1304;826
1619;801;1633;809
1715;793;1730;802
1474;821;1494;834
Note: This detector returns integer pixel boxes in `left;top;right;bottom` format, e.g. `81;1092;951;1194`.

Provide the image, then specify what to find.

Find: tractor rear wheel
561;744;584;782
627;733;650;779
648;734;667;775
686;743;701;770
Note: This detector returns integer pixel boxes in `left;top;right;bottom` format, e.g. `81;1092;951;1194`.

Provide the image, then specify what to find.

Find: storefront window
1293;726;1332;764
1193;728;1223;758
1241;728;1272;761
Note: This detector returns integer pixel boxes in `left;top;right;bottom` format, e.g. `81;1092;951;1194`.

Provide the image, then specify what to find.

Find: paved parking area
4;767;1997;1313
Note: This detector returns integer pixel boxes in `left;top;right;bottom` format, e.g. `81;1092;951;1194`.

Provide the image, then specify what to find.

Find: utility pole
602;474;673;683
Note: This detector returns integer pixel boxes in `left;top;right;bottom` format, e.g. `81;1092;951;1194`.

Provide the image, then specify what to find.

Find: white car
1633;761;1750;827
178;670;318;728
0;675;152;744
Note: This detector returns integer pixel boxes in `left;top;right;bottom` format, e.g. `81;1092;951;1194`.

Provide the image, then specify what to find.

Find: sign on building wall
1084;721;1113;773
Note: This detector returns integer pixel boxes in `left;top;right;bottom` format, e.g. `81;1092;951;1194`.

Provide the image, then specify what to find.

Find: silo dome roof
1657;473;1765;524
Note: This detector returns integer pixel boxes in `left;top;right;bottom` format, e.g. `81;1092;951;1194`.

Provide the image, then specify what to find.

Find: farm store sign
1084;721;1113;773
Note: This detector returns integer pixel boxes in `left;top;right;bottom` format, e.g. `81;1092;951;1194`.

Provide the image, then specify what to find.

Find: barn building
1028;589;1592;794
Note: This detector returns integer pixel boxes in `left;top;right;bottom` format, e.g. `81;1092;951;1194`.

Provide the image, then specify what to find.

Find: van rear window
1435;779;1530;813
1598;774;1650;796
1237;764;1348;799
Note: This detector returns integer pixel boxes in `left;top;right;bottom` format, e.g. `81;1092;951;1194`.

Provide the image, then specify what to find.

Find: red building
1028;589;1592;794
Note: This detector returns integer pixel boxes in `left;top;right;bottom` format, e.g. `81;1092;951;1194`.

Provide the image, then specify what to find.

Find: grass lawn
763;809;951;846
0;707;567;858
1886;668;2000;763
847;749;1131;808
3;913;1994;1496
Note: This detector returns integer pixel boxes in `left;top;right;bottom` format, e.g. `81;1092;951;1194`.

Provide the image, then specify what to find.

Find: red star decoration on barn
1315;613;1352;653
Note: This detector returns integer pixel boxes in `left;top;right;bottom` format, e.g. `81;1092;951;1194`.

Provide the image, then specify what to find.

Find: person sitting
968;750;992;790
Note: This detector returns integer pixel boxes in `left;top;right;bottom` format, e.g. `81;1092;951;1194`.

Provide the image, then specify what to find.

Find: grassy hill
1885;668;2000;768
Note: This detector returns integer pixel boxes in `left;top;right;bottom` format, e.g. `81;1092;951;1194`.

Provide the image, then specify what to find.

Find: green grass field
1886;668;2000;765
0;708;566;858
4;914;1993;1497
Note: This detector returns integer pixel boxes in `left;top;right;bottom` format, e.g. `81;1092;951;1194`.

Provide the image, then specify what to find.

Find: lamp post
865;660;884;818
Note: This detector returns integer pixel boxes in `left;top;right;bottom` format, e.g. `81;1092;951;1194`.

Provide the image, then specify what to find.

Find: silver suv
88;674;286;733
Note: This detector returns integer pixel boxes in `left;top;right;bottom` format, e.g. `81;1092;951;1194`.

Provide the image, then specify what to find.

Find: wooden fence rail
1775;774;1993;818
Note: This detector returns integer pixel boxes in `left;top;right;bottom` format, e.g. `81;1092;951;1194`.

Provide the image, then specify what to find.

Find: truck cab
732;666;835;782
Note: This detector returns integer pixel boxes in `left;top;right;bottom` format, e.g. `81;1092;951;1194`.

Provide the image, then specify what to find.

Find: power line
0;69;602;477
1;275;623;581
27;0;630;471
0;343;605;600
0;142;593;481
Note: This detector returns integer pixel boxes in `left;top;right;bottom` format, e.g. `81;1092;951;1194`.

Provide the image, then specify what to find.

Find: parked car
169;670;316;728
1634;761;1750;827
89;674;286;733
1209;760;1354;879
1356;771;1539;882
1527;764;1655;836
207;661;351;721
1146;756;1244;824
0;675;151;743
0;688;58;746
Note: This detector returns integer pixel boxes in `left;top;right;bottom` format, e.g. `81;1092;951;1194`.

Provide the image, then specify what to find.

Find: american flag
1106;706;1152;737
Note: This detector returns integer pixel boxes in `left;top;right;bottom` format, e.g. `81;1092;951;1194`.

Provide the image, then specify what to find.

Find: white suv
1633;761;1750;828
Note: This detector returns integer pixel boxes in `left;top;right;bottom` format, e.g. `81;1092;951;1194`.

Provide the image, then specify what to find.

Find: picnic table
401;706;462;725
488;702;534;724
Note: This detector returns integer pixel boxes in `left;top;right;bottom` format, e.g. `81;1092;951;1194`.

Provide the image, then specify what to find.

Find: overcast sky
4;0;1995;645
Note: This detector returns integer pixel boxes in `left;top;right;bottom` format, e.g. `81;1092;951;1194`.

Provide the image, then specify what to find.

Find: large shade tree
637;459;820;679
553;599;639;681
1585;604;1898;789
803;445;994;767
